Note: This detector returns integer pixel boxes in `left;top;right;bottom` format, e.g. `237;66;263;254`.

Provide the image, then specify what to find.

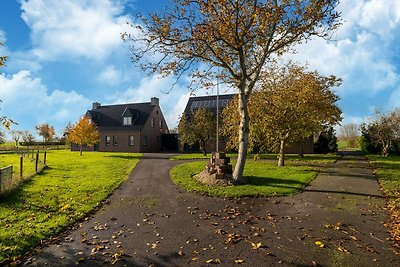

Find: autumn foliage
124;0;341;182
68;116;99;156
222;64;342;166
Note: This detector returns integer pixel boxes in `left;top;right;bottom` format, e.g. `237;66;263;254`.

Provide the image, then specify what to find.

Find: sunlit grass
367;155;400;245
170;160;317;198
0;150;140;263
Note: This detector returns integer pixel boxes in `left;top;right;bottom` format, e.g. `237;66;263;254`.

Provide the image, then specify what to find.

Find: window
105;136;110;146
113;135;118;146
159;120;163;129
142;136;147;146
151;118;155;128
129;135;134;146
123;116;132;125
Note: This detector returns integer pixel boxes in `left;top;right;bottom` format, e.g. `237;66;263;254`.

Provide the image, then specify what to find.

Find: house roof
183;94;236;117
87;102;156;131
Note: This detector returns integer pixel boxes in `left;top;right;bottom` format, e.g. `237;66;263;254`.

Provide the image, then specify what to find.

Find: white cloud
98;65;123;85
20;0;132;61
0;70;91;135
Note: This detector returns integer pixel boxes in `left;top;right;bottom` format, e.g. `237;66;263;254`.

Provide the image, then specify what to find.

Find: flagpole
216;79;219;152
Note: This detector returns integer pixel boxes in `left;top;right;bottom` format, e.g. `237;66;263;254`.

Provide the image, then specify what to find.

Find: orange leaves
68;116;99;154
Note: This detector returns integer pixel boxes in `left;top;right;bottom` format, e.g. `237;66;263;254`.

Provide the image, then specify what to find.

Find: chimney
92;102;101;110
151;97;159;106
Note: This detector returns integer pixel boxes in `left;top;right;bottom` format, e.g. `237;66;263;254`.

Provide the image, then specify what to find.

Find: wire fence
0;150;47;194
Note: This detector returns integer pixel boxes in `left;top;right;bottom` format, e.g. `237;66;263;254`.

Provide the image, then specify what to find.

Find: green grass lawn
170;153;340;164
170;160;318;198
367;155;400;244
0;150;140;263
0;151;44;184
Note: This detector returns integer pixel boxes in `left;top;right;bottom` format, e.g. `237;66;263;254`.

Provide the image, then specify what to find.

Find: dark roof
183;94;236;117
87;102;156;131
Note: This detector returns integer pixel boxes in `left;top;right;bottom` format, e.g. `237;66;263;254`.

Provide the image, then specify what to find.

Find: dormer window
123;116;132;125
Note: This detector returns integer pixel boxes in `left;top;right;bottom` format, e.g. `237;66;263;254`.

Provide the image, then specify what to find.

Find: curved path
27;153;398;266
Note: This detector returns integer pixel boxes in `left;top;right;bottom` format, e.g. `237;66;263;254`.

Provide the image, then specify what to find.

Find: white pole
216;79;219;152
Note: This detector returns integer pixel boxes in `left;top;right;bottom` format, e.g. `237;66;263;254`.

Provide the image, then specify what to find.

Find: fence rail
0;150;47;194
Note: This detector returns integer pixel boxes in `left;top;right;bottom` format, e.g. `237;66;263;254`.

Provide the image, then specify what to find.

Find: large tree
68;116;99;156
35;123;55;142
178;108;216;156
123;0;341;182
223;64;342;166
0;39;6;68
0;38;15;129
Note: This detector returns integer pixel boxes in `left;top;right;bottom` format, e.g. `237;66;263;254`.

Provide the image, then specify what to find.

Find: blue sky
0;0;399;138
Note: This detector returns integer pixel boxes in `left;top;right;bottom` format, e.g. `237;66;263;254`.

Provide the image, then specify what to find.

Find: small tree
35;123;55;142
68;116;99;156
339;123;359;148
178;108;216;156
314;126;338;154
10;130;23;146
360;109;400;156
21;130;35;144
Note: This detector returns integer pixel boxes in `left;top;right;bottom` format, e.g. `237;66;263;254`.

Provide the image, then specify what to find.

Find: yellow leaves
235;259;245;264
206;258;221;264
315;241;325;248
251;242;264;249
59;204;70;212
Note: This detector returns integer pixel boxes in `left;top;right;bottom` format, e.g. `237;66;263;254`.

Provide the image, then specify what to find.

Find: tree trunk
80;145;83;156
298;139;304;158
278;139;286;167
233;92;249;184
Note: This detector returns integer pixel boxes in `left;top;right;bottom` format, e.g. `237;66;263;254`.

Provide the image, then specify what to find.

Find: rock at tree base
195;152;233;186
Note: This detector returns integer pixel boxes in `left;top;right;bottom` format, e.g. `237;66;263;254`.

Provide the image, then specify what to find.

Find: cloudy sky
0;0;399;138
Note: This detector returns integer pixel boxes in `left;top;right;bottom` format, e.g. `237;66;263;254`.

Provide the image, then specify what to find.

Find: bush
314;126;338;154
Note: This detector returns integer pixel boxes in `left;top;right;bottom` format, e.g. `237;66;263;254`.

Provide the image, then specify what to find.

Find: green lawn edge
169;153;340;164
170;160;318;198
366;155;400;248
0;151;141;263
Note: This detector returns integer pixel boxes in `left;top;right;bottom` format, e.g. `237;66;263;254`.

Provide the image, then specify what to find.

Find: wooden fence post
20;156;23;178
44;151;47;165
35;152;39;173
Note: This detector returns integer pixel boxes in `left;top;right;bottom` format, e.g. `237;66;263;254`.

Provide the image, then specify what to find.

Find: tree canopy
223;64;342;166
123;0;341;182
68;116;99;156
35;123;55;142
360;109;400;156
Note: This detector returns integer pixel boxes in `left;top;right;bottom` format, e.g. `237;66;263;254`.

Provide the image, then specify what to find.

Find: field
0;150;140;263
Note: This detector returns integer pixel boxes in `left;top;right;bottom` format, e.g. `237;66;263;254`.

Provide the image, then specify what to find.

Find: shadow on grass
105;155;141;160
247;176;308;188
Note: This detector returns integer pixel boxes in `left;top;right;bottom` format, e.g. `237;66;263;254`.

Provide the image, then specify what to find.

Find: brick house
71;97;169;153
181;94;314;154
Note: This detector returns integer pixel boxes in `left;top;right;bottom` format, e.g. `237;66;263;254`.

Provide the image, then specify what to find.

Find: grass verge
367;155;400;251
170;160;317;198
0;150;140;263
